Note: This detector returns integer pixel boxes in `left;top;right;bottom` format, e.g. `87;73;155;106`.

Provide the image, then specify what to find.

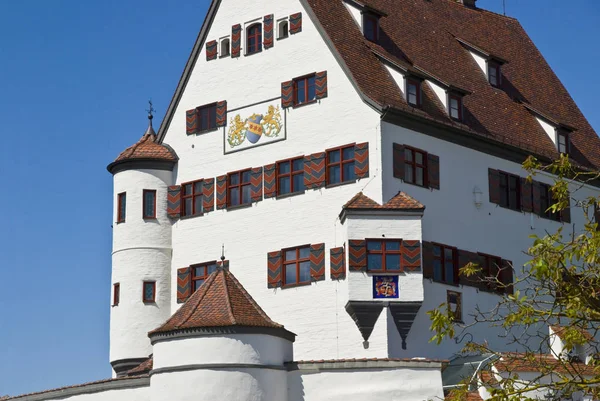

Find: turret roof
113;131;177;164
149;267;286;336
343;192;425;211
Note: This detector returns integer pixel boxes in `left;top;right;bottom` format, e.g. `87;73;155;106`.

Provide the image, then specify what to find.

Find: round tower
148;266;296;401
107;113;178;376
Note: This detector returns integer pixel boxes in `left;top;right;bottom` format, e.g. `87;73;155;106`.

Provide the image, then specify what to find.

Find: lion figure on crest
261;105;282;138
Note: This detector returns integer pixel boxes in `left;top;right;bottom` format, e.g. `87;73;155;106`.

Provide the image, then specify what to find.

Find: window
498;171;520;211
480;253;502;291
293;74;316;106
362;13;379;42
449;94;463;121
117;192;126;223
182;180;204;217
326;145;355;185
432;243;458;285
277;157;305;195
488;61;501;87
540;183;560;221
557;131;569;154
228;169;252;207
367;239;402;272
283;245;311;286
191;261;218;292
143;190;156;219
406;79;421;107
220;38;230;57
143;281;156;303
404;146;427;187
278;19;289;39
246;23;262;55
197;103;217;132
113;283;120;306
447;290;462;322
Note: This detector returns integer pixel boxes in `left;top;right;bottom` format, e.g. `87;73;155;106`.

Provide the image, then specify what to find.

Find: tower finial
221;244;226;262
144;100;157;137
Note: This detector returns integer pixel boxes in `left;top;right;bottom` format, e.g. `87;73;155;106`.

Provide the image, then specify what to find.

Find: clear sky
0;0;598;396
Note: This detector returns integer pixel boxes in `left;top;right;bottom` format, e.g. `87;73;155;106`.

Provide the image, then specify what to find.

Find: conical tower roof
149;268;294;340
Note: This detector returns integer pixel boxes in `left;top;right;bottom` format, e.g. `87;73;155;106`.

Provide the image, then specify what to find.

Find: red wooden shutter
330;247;346;280
393;143;405;179
231;24;241;57
167;185;181;218
281;81;293;108
216;175;227;210
315;71;328;100
422;241;434;279
305;152;326;189
520;178;533;213
348;240;367;272
561;191;571;223
203;178;215;213
177;267;191;303
264;163;277;198
267;251;283;288
354;142;369;180
488;169;501;204
263;15;274;49
290;12;302;34
501;259;514;295
310;243;325;281
427;154;440;190
216;101;227;127
532;181;542;215
186;109;198;135
206;40;217;61
401;240;421;271
250;167;263;202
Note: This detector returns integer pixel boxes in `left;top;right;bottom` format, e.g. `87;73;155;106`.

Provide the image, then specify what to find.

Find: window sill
143;301;156;305
180;212;204;221
281;281;312;290
429;279;460;288
112;304;119;308
276;190;305;200
326;179;357;189
277;35;289;41
226;202;253;211
219;53;230;59
143;217;157;221
116;221;125;225
245;49;263;57
367;270;403;275
292;99;318;109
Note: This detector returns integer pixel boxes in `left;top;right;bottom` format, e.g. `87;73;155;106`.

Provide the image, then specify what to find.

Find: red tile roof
446;391;483;401
494;352;598;376
550;324;594;342
306;0;600;168
149;268;284;336
113;132;177;164
293;357;448;363
126;357;153;376
344;191;425;210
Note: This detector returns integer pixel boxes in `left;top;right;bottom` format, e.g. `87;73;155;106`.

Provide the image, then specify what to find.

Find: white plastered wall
427;79;448;110
535;116;558;146
343;1;362;28
384;64;406;96
469;50;488;76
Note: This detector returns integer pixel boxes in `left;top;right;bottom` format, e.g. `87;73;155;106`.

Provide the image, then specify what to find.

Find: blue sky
0;0;598;396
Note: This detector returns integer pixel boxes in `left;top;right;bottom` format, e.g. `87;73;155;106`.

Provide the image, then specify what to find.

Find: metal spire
144;100;157;137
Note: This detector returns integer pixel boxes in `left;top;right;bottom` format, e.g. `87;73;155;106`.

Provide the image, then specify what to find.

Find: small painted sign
224;99;286;154
373;276;399;299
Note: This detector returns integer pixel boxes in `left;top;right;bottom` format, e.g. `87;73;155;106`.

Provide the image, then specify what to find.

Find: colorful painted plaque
224;99;285;154
373;276;399;299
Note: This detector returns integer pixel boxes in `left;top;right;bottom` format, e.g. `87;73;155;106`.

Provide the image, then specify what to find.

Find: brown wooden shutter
422;241;434;279
595;204;600;230
488;169;501;204
216;101;227;127
310;243;325;281
267;251;283;288
203;178;215;213
281;81;293;108
354;142;369;180
520;178;533;213
561;191;571;223
305;152;325;189
206;40;217;61
501;259;514;295
393;143;405;180
348;240;367;272
289;12;302;34
216;175;227;210
401;240;421;271
330;247;346;280
458;250;481;288
231;24;241;57
315;71;328;100
186;109;198;135
532;181;542;215
167;185;181;218
263;14;274;49
264;163;277;198
427;154;440;190
177;267;191;303
250;167;263;202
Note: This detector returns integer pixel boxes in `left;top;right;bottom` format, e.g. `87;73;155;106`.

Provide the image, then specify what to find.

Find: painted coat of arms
226;104;283;152
373;276;399;299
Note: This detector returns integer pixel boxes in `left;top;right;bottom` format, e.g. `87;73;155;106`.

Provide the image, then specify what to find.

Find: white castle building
6;0;600;400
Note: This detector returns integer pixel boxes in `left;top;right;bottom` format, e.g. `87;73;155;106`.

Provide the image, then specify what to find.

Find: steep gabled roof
494;352;598;376
149;268;288;336
343;191;425;211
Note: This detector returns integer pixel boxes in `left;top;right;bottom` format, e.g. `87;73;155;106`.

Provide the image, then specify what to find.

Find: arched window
246;23;262;55
220;38;230;57
278;20;289;39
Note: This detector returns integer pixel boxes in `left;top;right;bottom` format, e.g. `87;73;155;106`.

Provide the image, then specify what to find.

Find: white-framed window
219;37;230;57
277;18;289;40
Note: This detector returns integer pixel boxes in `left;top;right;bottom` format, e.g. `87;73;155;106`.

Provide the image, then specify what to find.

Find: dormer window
406;78;421;107
362;13;379;43
557;130;569;154
488;61;501;87
448;93;463;121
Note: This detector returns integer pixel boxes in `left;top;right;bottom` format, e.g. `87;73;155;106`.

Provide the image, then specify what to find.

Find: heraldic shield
245;114;264;144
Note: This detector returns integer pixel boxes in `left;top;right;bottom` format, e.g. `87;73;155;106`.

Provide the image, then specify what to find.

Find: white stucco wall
11;381;150;401
427;79;448;110
111;169;173;368
384;64;406;96
469;50;488;76
343;1;362;28
535;116;558;146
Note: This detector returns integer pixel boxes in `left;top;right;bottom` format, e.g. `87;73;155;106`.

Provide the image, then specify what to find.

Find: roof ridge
222;270;236;325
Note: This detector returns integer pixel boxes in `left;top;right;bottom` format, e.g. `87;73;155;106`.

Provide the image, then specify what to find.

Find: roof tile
344;192;424;210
